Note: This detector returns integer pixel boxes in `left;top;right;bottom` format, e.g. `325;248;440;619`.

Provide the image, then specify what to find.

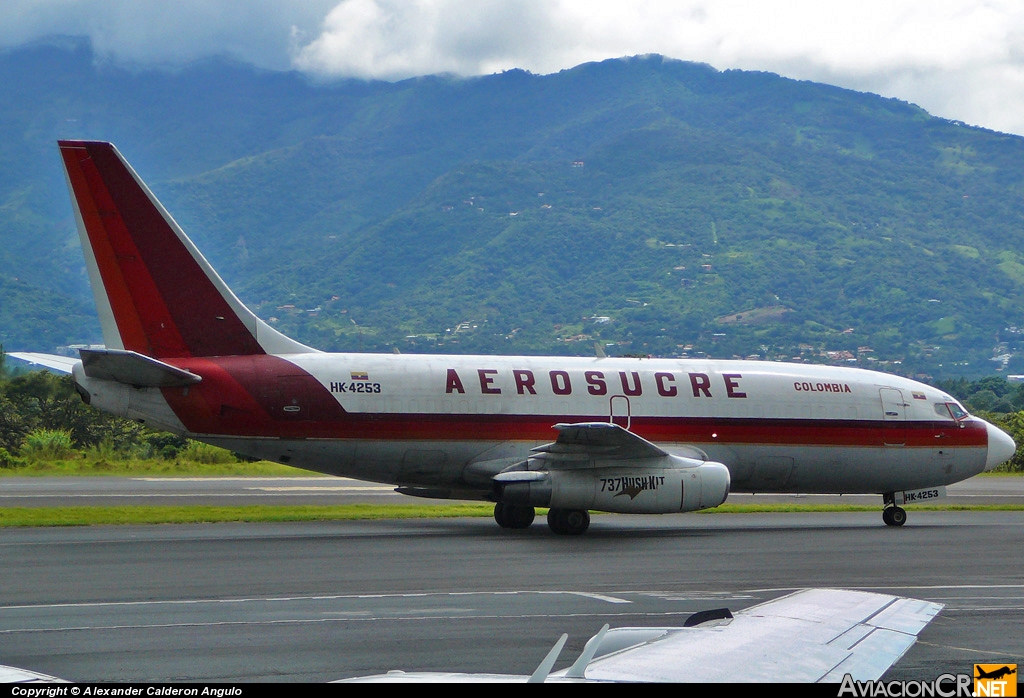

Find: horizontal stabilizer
79;349;202;388
7;352;79;375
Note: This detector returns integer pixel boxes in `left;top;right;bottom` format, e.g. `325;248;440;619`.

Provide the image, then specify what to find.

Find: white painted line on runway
933;603;1024;610
257;485;393;491
0;609;699;635
564;592;631;604
0;590;644;613
916;640;1018;657
644;592;757;601
134;478;341;482
879;583;1024;591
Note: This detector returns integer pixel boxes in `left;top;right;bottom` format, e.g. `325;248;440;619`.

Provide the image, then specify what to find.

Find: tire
494;502;535;529
883;506;907;527
548;508;590;535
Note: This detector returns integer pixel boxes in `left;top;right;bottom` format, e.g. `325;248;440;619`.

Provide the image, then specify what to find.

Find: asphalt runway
2;474;1022;507
0;510;1022;682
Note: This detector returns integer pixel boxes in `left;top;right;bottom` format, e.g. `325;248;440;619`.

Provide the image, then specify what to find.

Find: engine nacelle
495;456;730;514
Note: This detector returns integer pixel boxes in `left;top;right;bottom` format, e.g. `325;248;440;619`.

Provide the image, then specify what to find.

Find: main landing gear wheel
547;508;590;535
493;502;536;529
882;506;907;527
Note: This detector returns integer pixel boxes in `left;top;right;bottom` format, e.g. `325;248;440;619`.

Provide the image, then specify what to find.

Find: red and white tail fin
58;140;313;359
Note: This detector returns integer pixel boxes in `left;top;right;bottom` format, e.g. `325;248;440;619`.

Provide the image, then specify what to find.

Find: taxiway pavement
0;510;1021;682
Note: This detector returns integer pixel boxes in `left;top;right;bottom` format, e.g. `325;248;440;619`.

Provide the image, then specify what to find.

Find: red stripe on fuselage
161;355;346;434
159;355;989;449
59;141;263;358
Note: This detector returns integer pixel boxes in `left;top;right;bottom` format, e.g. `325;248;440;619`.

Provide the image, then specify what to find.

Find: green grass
0;458;326;477
2;502;1023;527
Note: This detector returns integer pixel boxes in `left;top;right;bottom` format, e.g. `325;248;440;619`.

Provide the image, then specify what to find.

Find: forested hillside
3;38;1024;379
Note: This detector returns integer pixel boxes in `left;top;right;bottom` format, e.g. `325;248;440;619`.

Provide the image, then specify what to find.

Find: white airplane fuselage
74;350;1004;495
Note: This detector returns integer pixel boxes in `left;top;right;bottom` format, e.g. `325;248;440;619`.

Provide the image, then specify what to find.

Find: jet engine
494;456;730;514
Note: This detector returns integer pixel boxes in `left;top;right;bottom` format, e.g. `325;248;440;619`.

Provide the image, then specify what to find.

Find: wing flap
820;596;944;681
822;627;926;683
579;589;943;683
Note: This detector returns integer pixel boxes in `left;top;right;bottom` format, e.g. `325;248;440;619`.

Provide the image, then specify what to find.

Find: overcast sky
4;0;1024;136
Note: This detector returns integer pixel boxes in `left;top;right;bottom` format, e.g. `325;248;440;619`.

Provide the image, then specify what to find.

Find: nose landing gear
882;493;907;527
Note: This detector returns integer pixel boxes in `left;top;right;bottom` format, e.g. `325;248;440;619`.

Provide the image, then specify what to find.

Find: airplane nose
985;421;1016;471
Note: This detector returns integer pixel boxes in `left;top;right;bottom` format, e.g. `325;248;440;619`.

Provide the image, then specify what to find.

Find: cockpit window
948;402;969;419
935;402;969;420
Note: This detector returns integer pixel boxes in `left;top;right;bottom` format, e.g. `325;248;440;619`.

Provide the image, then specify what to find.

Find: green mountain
3;38;1024;380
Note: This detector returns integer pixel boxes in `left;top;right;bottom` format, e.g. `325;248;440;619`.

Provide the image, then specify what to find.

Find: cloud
292;0;566;78
0;0;337;70
293;0;1024;136
294;1;1024;78
3;1;1024;136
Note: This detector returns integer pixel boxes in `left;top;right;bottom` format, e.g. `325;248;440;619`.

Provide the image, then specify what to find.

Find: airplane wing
338;589;944;683
7;352;79;374
0;664;67;683
530;422;669;463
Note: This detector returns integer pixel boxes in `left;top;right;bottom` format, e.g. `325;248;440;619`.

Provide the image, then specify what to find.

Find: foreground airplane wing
578;588;944;682
339;589;943;683
0;664;67;683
